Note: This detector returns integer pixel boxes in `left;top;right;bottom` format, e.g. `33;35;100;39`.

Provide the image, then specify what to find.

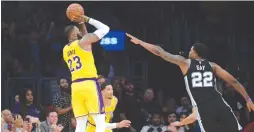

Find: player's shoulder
63;44;69;52
112;96;118;104
208;61;223;73
209;61;219;68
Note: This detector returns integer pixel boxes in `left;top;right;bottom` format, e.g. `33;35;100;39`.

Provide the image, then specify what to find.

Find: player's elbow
190;115;197;122
189;113;197;122
105;25;110;33
94;26;110;39
101;24;110;35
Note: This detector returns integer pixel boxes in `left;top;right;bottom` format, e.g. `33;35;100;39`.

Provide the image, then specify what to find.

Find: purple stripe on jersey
72;78;97;83
95;80;105;114
72;77;105;114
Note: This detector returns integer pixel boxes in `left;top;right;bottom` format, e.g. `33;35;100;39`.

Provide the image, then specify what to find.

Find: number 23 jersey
63;40;98;81
184;59;221;106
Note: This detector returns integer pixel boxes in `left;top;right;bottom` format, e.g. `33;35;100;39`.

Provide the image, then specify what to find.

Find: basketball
66;3;84;21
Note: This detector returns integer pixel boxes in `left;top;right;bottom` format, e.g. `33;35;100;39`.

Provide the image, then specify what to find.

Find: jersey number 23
68;56;82;72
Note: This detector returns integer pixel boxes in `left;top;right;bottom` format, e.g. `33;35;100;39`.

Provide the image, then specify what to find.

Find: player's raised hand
126;33;141;44
116;120;131;128
70;15;88;24
246;101;254;112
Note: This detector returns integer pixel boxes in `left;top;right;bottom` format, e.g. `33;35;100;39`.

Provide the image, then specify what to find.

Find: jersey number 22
191;71;213;88
68;56;82;72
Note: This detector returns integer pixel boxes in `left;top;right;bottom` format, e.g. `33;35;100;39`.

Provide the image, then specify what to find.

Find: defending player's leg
219;101;240;132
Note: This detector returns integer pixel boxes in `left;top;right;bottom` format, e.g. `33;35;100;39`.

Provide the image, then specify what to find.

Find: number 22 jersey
184;59;221;106
63;40;98;81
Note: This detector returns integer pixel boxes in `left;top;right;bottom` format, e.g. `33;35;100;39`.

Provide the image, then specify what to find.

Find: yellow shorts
71;78;104;117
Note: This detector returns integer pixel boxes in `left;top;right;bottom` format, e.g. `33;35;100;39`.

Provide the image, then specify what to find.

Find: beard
61;86;70;93
152;122;160;126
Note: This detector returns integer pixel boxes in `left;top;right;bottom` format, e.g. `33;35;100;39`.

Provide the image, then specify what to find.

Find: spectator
40;110;63;132
112;77;122;101
2;109;14;131
12;88;45;120
167;112;178;132
140;113;167;132
119;81;142;132
167;112;177;125
176;97;192;115
13;114;23;132
52;78;74;132
22;121;33;132
140;88;162;123
163;97;179;114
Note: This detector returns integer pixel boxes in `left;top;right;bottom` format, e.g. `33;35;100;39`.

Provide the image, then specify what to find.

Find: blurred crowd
2;75;254;132
2;2;254;132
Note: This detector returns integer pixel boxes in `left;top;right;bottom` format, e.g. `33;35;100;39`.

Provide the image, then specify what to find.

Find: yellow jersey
63;40;98;81
86;96;118;132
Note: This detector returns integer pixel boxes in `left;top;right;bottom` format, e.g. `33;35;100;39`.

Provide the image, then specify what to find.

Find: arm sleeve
88;18;110;39
105;123;117;129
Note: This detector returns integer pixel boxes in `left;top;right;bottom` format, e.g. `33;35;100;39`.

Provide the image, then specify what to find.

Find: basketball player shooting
126;33;254;132
63;4;110;132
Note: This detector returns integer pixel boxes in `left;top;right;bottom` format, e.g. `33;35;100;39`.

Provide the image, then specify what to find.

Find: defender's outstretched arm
126;33;187;66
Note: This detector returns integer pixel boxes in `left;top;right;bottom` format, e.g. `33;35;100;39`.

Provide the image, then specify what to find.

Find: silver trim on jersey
213;78;242;130
184;76;206;132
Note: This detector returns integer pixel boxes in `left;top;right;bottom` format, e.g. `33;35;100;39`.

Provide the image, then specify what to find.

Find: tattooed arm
126;33;187;66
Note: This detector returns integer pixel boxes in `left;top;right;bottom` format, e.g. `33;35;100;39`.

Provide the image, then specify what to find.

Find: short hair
193;42;209;59
46;109;57;117
100;80;111;91
168;112;177;116
58;77;68;85
98;75;105;80
64;25;75;38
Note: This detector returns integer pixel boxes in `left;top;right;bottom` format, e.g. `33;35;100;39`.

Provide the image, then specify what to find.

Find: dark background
1;1;254;129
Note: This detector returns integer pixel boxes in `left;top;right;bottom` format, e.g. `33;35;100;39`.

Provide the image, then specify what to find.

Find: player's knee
75;116;88;132
76;116;88;126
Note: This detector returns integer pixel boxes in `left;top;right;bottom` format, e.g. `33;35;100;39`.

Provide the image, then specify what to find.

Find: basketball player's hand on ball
116;120;131;128
126;33;142;44
70;15;88;24
246;101;254;112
